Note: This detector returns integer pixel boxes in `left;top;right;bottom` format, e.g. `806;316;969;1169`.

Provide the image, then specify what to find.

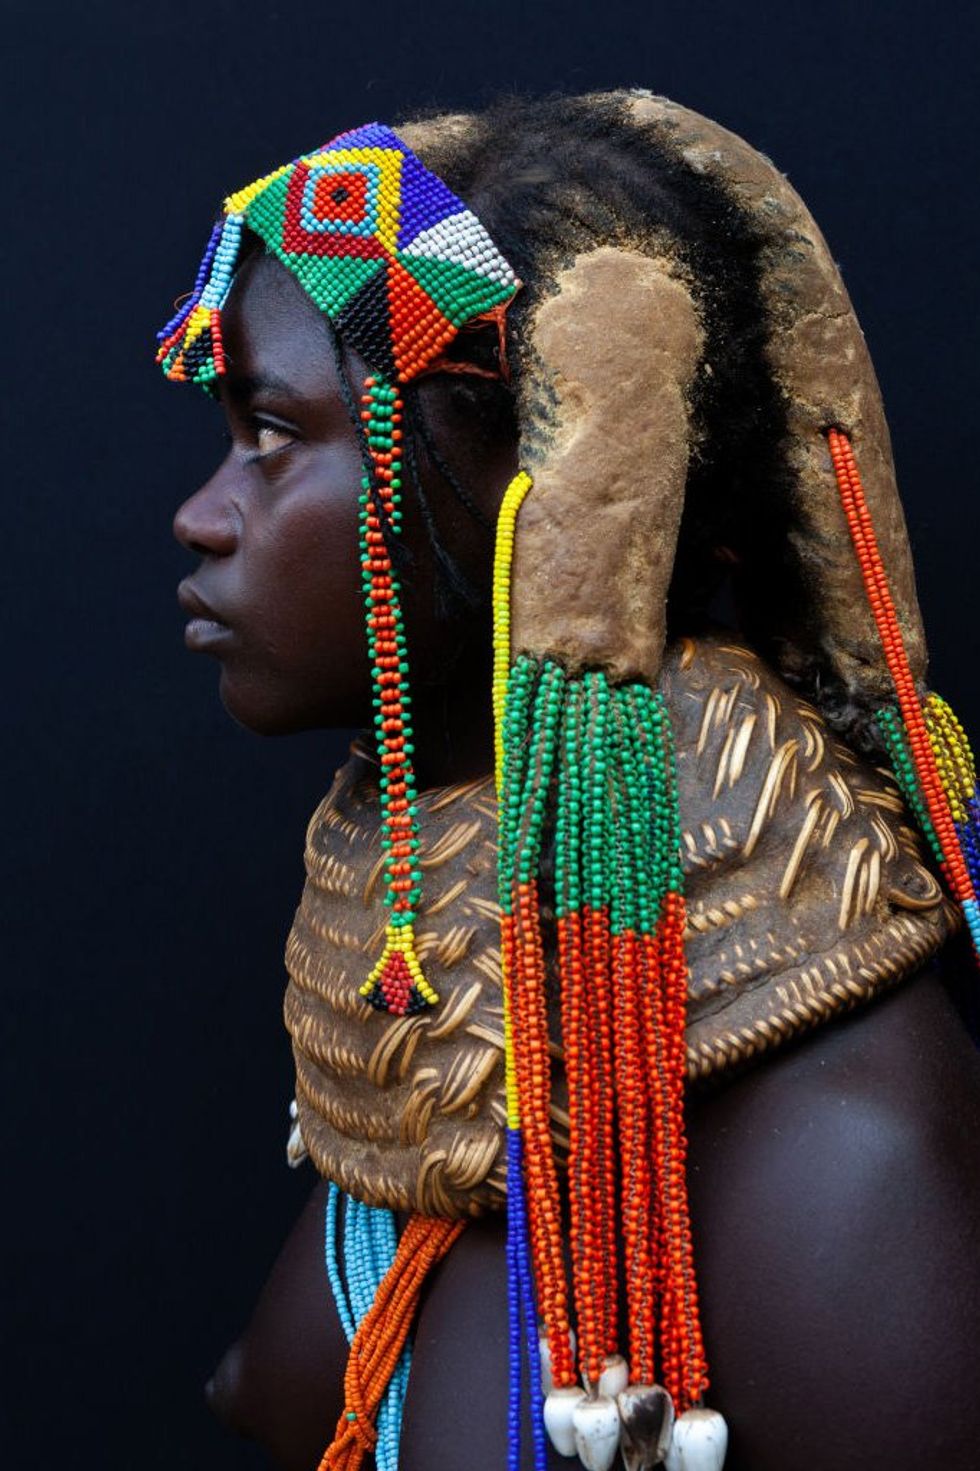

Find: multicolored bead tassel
493;474;549;1471
355;375;436;1015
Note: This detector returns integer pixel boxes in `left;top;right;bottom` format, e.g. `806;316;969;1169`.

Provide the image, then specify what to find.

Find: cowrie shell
571;1393;621;1471
617;1382;675;1470
543;1386;586;1457
665;1407;729;1471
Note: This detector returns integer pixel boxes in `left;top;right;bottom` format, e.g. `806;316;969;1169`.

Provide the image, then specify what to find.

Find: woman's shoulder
683;963;980;1469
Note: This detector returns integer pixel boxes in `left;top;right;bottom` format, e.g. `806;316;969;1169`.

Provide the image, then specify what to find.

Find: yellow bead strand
492;471;532;799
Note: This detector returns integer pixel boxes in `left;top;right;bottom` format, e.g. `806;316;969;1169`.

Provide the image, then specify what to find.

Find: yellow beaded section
492;471;533;799
178;302;212;353
925;692;977;825
359;922;438;1009
492;470;532;1128
224;164;291;215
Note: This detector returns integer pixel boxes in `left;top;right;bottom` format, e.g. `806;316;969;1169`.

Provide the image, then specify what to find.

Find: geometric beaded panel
157;122;519;388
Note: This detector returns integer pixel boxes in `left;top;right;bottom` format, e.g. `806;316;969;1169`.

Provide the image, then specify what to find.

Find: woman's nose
173;465;240;558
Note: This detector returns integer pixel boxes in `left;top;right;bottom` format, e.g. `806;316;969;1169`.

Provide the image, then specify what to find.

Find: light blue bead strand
325;1183;412;1471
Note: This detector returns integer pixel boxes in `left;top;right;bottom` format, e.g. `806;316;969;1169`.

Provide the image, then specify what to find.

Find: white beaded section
401;209;517;286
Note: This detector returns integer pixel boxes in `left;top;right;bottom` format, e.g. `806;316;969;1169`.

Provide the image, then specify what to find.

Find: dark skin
174;251;980;1470
175;248;512;787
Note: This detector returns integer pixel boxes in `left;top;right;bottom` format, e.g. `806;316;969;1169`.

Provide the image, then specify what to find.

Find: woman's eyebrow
224;370;304;401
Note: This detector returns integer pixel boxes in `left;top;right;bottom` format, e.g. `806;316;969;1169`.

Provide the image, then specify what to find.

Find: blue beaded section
506;1128;548;1471
157;220;221;343
958;796;980;895
300;162;380;238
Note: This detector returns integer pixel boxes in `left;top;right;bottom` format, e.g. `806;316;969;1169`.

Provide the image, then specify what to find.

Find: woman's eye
254;422;295;458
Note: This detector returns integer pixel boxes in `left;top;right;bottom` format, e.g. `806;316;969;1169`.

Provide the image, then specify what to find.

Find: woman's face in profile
174;248;373;736
173;246;518;743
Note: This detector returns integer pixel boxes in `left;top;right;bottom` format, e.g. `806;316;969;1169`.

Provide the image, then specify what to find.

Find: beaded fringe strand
318;1211;464;1471
494;473;549;1471
827;429;980;959
358;374;437;1015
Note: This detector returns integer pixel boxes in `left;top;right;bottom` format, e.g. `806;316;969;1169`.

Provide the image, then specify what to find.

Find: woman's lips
184;616;233;651
178;579;234;650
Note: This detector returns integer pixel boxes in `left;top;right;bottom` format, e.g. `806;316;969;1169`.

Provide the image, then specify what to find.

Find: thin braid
402;403;482;616
329;322;486;612
403;386;495;530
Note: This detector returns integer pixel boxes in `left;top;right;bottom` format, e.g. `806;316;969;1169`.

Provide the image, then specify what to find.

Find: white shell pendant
665;1407;729;1471
544;1386;587;1457
539;1327;576;1396
596;1353;629;1399
572;1394;622;1471
617;1383;675;1470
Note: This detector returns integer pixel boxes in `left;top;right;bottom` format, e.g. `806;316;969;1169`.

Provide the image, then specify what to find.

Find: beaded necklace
324;1184;411;1471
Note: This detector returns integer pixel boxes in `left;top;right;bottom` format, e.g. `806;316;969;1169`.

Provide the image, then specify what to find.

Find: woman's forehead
221;250;343;403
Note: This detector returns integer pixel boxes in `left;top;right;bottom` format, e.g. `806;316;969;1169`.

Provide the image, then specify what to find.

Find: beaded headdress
160;102;980;1471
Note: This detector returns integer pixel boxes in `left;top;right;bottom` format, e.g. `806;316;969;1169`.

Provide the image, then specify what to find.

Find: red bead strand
612;927;656;1385
511;881;577;1389
317;1213;465;1471
827;430;974;907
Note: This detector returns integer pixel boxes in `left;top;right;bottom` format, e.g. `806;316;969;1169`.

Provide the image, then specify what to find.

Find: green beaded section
360;375;421;920
245;175;390;320
498;656;541;914
396;253;515;325
581;672;611;915
876;705;943;866
499;661;687;941
555;683;586;921
627;687;685;910
607;703;634;937
608;693;647;935
516;664;566;886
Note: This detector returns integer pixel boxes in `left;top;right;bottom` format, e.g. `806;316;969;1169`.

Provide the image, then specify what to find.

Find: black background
5;1;979;1466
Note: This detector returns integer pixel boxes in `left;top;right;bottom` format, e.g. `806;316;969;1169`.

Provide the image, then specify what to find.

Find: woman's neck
407;652;495;791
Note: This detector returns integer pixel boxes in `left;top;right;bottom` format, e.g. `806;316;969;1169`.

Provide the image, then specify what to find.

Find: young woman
164;93;980;1471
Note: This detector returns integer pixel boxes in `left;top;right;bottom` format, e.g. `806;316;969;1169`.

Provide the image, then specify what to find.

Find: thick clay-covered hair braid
401;93;789;658
409;95;980;921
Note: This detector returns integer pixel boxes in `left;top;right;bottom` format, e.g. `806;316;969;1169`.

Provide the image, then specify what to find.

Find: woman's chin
217;667;363;738
217;668;298;737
